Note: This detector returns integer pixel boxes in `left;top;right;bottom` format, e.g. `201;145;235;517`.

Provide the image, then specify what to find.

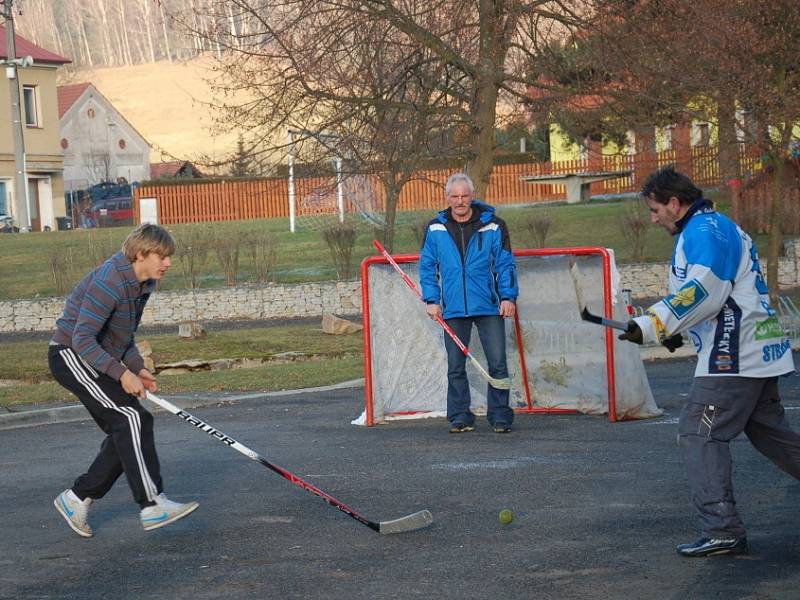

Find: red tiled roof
150;161;187;179
57;82;92;118
0;26;71;65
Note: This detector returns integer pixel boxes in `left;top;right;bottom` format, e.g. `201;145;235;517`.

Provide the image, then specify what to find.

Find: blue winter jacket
419;200;518;319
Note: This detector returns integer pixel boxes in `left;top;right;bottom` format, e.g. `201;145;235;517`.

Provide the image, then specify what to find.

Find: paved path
2;358;800;600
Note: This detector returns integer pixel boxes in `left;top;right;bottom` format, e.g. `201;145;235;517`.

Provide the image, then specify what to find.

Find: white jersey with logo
634;204;794;378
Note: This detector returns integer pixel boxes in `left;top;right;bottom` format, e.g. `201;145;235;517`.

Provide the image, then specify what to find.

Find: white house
57;82;150;193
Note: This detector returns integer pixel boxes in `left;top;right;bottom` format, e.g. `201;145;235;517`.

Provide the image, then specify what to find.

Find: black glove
662;333;684;353
618;320;643;345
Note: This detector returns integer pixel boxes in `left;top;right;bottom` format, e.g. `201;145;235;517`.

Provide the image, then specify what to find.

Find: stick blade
488;377;511;390
581;306;602;325
379;510;434;535
569;259;587;311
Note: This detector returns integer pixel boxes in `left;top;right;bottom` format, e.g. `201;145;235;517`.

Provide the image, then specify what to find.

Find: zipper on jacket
459;224;468;314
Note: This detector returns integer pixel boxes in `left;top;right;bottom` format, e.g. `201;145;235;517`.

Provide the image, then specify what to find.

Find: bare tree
178;0;588;199
532;0;800;295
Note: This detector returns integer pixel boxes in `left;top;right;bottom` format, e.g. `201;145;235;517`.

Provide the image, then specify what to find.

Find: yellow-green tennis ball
499;509;513;525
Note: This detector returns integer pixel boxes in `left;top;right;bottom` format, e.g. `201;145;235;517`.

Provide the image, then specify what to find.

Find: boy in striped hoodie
51;223;198;537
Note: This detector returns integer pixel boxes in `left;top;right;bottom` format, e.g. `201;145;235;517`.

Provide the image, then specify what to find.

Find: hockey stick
145;392;434;535
372;240;511;390
568;259;628;331
580;306;628;331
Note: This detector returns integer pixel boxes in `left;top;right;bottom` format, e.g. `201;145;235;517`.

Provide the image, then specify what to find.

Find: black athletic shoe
449;423;475;433
493;423;512;433
676;537;748;557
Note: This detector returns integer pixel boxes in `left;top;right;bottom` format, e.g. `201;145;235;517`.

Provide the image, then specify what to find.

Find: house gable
58;83;151;190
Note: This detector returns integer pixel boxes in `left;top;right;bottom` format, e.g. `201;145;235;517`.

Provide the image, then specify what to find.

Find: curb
0;378;366;431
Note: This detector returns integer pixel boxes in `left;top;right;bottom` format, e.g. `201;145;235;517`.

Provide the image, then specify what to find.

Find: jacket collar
110;251;154;296
675;198;714;234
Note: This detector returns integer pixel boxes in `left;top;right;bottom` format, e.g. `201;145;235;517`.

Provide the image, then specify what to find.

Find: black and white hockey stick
568;259;628;331
580;307;628;331
145;392;434;535
373;240;511;390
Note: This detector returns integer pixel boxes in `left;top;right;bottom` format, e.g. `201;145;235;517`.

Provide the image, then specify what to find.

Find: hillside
60;57;241;169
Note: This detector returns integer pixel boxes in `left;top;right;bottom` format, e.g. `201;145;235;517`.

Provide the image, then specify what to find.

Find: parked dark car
91;197;134;223
87;182;134;226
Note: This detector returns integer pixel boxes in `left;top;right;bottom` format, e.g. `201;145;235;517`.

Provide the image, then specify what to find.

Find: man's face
447;182;473;221
136;252;172;281
645;195;682;235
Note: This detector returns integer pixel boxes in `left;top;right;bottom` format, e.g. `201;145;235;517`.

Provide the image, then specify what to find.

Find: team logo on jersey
754;317;785;341
664;279;708;320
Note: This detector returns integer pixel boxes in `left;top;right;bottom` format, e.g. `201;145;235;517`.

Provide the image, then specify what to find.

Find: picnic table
521;169;633;204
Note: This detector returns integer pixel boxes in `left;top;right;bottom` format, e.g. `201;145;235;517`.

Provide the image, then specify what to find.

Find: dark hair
641;166;703;205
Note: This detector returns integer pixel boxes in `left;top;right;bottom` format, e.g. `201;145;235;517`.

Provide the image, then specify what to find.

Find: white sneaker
54;489;93;538
140;493;199;531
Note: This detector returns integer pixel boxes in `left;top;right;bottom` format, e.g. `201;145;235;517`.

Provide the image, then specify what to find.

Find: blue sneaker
676;537;747;557
54;489;93;538
141;493;199;531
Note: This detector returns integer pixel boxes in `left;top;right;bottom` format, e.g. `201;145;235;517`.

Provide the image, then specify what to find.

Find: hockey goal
358;247;660;426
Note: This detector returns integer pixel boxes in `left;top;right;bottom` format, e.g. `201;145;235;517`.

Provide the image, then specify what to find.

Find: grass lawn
0;324;364;409
1;192;781;301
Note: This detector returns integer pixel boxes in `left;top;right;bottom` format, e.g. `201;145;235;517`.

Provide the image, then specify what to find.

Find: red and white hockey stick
145;392;434;535
372;240;510;390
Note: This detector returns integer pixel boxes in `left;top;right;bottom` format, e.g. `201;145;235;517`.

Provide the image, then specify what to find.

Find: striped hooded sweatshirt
51;251;154;381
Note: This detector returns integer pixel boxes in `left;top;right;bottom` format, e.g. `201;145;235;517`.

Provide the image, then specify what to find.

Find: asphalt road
3;357;800;600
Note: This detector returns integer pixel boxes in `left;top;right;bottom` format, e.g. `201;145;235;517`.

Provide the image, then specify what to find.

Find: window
663;125;675;151
22;85;39;127
0;181;7;215
696;123;711;147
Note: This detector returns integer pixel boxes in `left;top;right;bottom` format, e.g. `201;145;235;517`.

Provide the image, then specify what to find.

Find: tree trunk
95;1;117;65
80;16;94;68
717;95;741;218
766;153;785;302
465;0;510;199
159;2;174;63
381;177;401;253
140;0;157;63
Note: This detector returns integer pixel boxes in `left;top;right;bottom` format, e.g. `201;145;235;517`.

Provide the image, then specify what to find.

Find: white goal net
356;248;661;426
293;174;390;232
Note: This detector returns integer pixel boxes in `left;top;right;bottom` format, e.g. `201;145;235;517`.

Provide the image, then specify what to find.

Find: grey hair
445;172;475;196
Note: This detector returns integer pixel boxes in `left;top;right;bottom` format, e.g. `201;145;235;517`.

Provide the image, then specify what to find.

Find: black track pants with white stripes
49;345;163;508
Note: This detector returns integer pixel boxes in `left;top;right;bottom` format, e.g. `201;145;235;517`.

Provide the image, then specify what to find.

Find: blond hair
122;224;176;261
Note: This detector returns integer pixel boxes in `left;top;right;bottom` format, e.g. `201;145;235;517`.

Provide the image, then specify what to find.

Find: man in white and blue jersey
619;166;800;557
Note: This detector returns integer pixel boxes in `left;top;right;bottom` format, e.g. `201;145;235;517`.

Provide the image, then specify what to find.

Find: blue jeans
444;316;513;427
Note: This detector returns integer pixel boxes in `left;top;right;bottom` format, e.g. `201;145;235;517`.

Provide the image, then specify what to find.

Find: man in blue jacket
419;172;518;433
619;166;799;557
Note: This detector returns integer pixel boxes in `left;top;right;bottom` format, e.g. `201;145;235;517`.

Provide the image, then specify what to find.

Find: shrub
322;223;357;279
521;212;555;248
410;214;431;248
212;232;241;286
242;230;279;283
175;226;211;289
85;230;120;267
620;206;649;262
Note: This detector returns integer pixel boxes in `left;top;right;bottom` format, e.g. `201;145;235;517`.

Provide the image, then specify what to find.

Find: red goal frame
361;247;620;426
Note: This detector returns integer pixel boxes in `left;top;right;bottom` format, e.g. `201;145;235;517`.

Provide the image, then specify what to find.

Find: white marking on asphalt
432;456;567;471
642;417;679;425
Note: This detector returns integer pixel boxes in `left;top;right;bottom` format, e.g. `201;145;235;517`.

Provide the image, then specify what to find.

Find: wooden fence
134;147;763;225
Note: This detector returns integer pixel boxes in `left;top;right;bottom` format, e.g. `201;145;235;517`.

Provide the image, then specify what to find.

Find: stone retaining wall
0;281;361;333
2;241;799;333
